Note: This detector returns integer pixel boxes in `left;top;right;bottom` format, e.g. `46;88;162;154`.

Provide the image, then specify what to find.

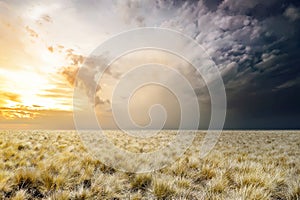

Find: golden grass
0;130;299;199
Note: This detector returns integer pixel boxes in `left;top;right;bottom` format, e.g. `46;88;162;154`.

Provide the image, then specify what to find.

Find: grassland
0;130;299;199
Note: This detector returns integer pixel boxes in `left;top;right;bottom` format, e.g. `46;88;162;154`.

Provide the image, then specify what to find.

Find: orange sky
0;1;86;129
0;1;176;129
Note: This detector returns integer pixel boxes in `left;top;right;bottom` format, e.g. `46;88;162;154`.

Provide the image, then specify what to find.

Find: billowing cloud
1;0;299;129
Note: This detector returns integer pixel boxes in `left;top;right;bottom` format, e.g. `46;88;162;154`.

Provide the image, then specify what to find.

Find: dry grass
0;130;299;199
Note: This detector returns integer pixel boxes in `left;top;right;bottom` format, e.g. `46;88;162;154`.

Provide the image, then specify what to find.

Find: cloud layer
0;0;299;129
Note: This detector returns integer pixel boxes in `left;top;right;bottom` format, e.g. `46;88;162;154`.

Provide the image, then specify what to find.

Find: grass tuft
153;180;175;199
130;174;152;191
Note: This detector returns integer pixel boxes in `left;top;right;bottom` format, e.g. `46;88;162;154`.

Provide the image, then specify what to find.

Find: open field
0;130;299;200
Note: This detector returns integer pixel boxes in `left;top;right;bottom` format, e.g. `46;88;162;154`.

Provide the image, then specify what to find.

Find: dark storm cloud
214;0;300;128
153;0;300;128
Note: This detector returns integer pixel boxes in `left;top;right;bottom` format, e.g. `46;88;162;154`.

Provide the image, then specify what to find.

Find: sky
0;0;299;129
